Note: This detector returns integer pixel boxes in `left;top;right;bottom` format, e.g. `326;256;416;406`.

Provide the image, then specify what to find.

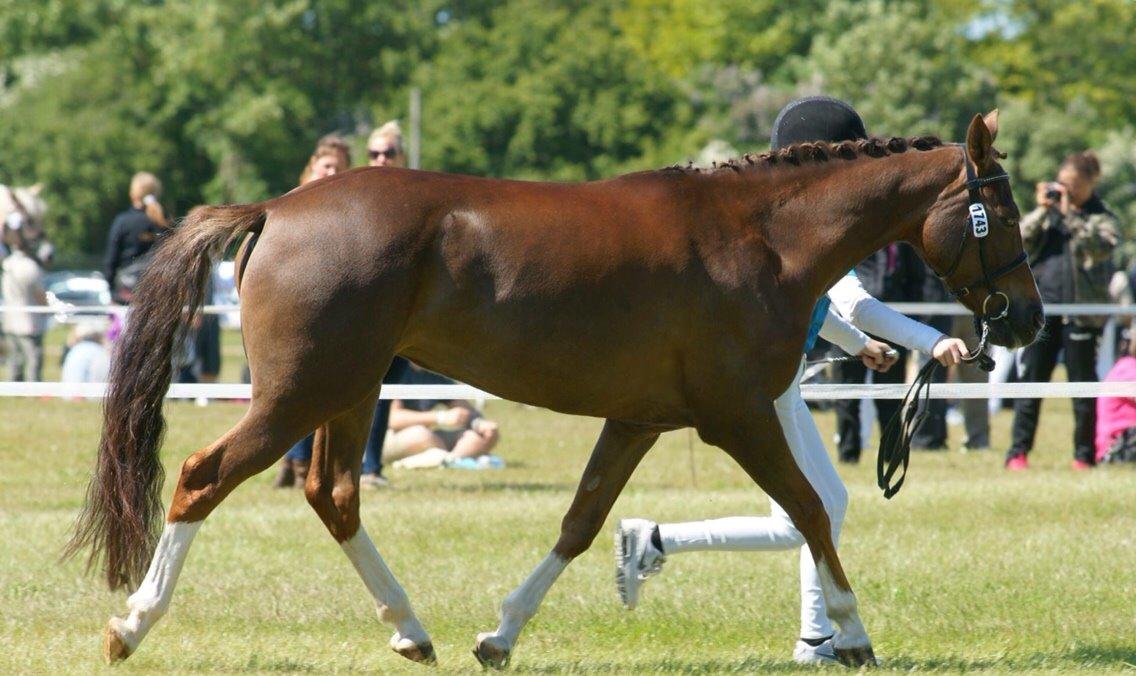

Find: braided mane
666;136;945;175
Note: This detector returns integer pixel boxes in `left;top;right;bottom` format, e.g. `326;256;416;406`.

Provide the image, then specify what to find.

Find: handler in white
615;97;970;666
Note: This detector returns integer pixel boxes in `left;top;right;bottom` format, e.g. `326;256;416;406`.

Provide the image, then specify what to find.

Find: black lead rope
876;357;938;499
876;322;995;499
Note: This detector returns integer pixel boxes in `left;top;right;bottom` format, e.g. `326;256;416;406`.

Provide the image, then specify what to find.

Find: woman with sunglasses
614;97;971;666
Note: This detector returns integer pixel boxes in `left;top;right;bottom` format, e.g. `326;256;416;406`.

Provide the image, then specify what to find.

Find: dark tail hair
64;201;269;589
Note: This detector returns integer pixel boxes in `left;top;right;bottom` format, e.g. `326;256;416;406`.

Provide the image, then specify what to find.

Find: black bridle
877;145;1027;499
932;146;1027;322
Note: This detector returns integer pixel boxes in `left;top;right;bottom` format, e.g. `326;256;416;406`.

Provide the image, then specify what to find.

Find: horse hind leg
701;398;876;667
304;391;434;665
103;401;313;662
474;419;659;668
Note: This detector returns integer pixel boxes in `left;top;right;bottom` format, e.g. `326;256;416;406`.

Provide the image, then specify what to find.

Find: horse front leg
699;397;876;667
473;419;659;668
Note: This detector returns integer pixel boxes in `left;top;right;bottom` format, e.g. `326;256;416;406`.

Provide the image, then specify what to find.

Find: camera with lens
1045;183;1063;202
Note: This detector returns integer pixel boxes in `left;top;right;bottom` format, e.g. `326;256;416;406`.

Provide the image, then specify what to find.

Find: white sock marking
493;552;569;648
340;528;430;645
115;521;201;651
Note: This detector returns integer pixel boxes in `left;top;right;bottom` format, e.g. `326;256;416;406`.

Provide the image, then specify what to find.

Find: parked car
43;271;111;319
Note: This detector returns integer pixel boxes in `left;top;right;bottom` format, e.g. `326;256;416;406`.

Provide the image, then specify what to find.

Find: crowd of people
2;109;1134;493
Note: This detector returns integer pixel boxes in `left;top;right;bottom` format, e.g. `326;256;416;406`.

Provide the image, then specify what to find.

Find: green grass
2;396;1134;673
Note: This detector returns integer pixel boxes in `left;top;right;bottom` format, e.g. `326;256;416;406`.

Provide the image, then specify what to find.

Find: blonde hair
299;134;352;185
367;120;404;156
129;172;169;228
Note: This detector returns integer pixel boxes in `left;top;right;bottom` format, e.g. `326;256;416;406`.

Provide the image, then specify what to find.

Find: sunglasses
369;148;399;160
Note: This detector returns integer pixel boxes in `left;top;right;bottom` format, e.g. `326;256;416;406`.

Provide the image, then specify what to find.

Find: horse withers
67;111;1040;668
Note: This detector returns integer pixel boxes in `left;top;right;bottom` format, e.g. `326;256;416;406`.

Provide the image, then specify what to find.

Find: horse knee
305;476;360;541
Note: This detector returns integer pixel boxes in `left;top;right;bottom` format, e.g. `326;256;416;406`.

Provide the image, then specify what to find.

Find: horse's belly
399;329;688;424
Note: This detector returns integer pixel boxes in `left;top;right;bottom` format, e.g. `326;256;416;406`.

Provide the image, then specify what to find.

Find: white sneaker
614;518;666;610
792;637;840;666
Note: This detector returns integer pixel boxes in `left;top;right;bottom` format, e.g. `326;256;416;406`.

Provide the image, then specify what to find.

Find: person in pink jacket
1096;337;1136;462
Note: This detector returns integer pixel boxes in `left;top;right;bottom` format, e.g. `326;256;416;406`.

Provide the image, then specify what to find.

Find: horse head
920;111;1043;348
2;183;52;263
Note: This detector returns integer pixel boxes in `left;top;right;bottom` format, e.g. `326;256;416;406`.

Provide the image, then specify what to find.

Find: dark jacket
853;243;925;303
1021;193;1119;325
103;207;162;301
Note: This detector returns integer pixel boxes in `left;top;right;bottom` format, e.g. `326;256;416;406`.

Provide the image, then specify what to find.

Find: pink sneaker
1071;459;1093;471
1005;454;1029;471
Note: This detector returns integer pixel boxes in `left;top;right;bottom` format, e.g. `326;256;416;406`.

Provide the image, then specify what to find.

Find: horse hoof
835;644;878;667
390;633;437;665
103;619;132;663
473;633;511;670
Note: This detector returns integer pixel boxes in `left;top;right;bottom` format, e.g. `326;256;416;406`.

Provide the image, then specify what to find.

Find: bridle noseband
933;146;1027;323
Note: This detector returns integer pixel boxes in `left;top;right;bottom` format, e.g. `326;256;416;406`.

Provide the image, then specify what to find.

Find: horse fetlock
473;632;512;669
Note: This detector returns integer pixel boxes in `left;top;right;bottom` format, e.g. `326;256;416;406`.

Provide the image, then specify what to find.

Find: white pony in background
0;183;53;264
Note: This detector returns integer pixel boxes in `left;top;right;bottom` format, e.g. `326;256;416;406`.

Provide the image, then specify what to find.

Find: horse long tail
65;201;269;590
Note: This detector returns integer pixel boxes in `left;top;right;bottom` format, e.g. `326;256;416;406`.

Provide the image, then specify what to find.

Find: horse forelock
666;136;945;176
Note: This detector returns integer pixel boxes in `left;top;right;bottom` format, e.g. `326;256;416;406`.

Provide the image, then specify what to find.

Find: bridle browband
932;145;1027;322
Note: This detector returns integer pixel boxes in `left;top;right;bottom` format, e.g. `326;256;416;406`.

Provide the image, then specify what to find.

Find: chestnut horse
68;112;1041;668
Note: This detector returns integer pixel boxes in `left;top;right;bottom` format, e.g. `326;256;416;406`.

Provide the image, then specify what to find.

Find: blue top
804;270;857;351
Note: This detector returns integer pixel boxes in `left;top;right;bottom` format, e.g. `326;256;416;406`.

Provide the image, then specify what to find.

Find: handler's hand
858;340;898;372
931;336;969;367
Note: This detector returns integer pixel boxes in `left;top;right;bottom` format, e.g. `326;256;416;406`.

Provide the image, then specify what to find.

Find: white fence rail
3;381;1134;401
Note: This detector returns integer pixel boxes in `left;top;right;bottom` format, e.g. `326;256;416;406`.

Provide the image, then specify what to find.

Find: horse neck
743;148;962;301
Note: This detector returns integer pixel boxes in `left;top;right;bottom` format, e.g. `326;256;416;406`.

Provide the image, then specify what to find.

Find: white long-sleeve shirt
827;273;944;353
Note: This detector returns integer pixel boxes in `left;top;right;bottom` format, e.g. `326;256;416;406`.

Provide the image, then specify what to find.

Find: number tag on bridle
969;203;989;238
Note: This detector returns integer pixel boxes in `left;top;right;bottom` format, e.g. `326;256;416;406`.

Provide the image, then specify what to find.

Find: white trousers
658;359;848;639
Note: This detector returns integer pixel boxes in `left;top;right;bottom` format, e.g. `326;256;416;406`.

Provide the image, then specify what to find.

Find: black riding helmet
770;96;868;150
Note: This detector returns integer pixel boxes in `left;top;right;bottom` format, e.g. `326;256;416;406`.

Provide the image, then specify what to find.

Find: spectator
276;134;353;488
104;172;170;304
384;363;501;469
1007;151;1120;471
357;121;410;487
61;321;111;384
1096;329;1136;463
910;273;955;450
297;133;351;185
830;242;929;463
911;273;991;451
2;215;48;381
367;121;404;167
193;267;223;384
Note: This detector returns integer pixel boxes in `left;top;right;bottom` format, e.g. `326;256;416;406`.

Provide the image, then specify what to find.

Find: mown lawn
2;392;1134;673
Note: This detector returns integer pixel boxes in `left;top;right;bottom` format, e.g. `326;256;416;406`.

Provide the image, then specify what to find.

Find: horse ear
27;183;44;196
966;113;994;167
982;109;999;141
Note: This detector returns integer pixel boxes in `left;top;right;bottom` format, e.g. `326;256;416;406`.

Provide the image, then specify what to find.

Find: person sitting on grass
384;364;501;469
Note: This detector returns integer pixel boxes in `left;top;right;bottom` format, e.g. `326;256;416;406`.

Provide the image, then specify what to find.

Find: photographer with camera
1006;151;1120;471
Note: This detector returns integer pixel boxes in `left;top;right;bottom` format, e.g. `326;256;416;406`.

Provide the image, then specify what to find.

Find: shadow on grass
506;644;1136;673
398;481;574;494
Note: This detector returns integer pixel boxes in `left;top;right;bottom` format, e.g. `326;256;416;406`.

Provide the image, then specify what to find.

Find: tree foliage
0;0;1133;260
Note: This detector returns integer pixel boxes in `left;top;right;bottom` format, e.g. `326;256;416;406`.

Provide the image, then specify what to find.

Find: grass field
2;391;1135;673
